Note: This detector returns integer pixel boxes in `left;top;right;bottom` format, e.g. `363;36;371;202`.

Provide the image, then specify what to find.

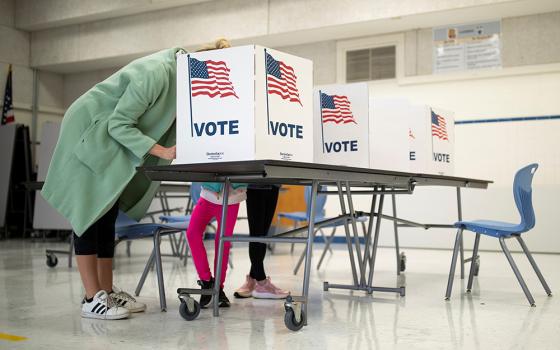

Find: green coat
42;47;183;236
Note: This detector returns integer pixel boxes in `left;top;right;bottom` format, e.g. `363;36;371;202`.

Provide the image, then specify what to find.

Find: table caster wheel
179;297;200;321
284;307;305;331
46;254;58;268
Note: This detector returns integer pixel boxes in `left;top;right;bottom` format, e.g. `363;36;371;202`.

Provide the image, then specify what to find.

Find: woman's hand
149;144;176;160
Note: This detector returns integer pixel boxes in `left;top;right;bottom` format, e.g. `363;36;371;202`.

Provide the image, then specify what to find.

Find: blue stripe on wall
455;115;560;125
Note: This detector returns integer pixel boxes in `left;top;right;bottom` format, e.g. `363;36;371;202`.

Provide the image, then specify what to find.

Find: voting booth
369;98;455;175
369;98;411;172
313;83;370;168
409;104;455;175
176;45;313;164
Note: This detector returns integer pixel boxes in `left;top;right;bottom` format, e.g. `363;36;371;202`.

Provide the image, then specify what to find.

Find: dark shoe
218;289;230;308
197;278;214;308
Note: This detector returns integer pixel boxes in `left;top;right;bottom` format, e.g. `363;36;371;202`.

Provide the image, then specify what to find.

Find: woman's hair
196;38;231;52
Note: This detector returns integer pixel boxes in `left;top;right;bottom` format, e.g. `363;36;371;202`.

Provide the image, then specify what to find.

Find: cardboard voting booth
369;98;455;175
313;83;370;168
409;104;455;175
369;98;411;173
176;45;313;164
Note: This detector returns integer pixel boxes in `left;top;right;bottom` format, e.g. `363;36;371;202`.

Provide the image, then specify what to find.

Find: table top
157;183;191;193
140;160;492;189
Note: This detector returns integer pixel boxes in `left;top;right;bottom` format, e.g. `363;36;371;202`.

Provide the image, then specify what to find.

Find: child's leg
186;198;215;282
213;203;240;288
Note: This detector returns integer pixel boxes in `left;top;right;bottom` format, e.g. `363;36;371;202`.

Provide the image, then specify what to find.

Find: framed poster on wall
433;20;501;73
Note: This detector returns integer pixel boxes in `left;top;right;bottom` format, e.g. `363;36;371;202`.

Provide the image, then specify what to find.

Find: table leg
213;178;230;317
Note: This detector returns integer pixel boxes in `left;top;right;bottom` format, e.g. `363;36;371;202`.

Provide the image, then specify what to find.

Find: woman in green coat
42;46;187;320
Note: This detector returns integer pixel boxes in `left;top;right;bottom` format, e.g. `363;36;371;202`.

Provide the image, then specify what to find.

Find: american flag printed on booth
320;93;356;124
1;65;14;125
189;58;238;98
266;52;302;106
431;110;449;140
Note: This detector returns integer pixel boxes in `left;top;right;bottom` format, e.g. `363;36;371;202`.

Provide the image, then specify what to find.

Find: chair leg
317;227;337;270
290;222;297;254
319;229;333;254
135;248;155;296
182;235;189;267
515;236;552;296
153;231;167;311
467;233;481;292
168;234;177;256
459;234;465;279
499;237;535;307
445;229;463;300
68;233;74;268
126;241;132;258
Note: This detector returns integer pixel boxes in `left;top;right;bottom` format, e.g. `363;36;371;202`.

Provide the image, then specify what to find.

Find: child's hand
149;144;176;160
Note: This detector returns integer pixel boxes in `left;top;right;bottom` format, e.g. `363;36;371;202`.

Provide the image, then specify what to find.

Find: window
337;34;403;83
346;46;396;82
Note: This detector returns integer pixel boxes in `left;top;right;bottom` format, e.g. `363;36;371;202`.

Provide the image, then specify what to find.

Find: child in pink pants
186;182;247;308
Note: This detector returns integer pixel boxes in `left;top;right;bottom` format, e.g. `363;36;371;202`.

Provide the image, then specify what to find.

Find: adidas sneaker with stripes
81;290;129;320
110;285;146;313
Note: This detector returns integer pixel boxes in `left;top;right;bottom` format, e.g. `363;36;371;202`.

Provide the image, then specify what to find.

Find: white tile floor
0;238;559;349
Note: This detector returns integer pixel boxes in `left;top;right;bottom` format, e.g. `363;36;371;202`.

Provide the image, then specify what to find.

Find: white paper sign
433;21;501;73
313;83;370;167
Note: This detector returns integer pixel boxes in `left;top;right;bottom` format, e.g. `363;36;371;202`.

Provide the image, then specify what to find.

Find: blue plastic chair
114;211;191;312
277;186;368;274
445;164;552;306
158;183;205;266
159;183;203;223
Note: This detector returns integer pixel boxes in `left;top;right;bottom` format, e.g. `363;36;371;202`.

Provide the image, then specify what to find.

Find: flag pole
264;49;271;135
319;91;325;154
187;55;194;138
430;109;434;158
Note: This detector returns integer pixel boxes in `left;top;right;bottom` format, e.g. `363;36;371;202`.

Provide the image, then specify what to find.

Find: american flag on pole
431;110;448;140
1;65;14;125
189;58;238;99
320;93;356;124
266;52;302;106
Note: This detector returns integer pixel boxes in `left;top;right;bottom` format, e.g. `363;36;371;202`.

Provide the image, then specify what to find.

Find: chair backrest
190;182;203;204
304;185;327;218
116;210;138;227
513;163;538;232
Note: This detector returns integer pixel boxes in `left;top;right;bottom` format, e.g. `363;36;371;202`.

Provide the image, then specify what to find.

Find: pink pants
186;197;240;288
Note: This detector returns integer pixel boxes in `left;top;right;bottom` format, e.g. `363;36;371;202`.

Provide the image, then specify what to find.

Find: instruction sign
433;21;501;73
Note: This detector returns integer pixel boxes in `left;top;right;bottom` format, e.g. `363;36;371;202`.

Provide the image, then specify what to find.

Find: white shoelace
112;290;137;303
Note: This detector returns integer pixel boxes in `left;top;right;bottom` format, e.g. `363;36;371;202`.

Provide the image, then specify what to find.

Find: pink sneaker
234;275;256;299
252;277;289;299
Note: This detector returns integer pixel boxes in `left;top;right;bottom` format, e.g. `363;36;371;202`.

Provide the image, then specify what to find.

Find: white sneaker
110;285;146;313
81;290;130;320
